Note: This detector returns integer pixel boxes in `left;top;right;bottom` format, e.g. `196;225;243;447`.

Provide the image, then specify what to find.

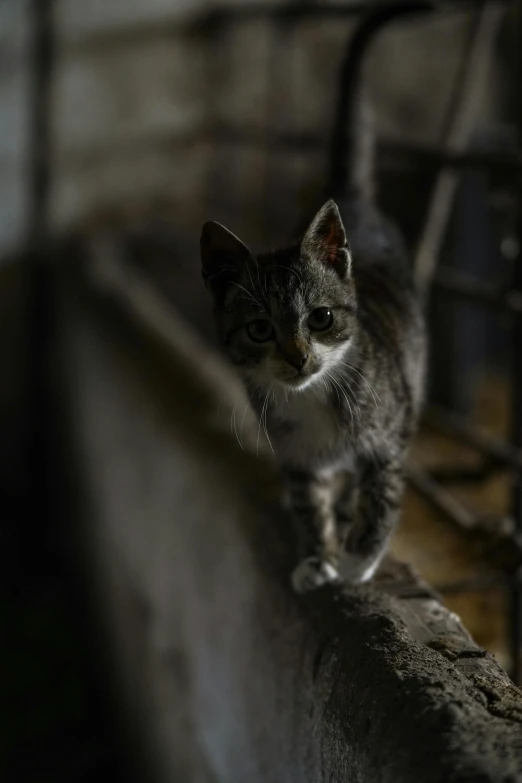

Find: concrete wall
54;257;522;783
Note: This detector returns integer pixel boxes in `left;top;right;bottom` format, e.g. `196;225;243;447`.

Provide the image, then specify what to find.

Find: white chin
284;375;317;392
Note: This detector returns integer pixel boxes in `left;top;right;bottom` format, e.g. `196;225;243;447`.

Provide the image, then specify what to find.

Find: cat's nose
289;353;309;371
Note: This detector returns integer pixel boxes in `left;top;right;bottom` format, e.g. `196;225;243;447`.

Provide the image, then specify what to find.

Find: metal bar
262;13;297;236
326;0;434;200
407;461;492;531
28;1;54;241
379;139;522;180
509;0;522;687
425;404;522;472
406;462;522;562
429;460;500;483
414;1;506;292
436;573;507;595
62;0;509;56
201;0;506;20
25;0;55;558
59;2;379;57
52;124;522;182
203;17;238;229
431;266;522;314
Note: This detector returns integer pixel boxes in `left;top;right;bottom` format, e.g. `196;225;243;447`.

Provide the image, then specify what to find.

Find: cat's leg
285;468;341;593
342;454;404;583
333;470;359;545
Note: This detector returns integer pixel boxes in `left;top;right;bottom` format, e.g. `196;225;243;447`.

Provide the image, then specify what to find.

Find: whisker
345;364;380;402
231;282;263;309
231;404;244;450
334;368;372;419
333;370;363;425
335;367;367;396
255;257;269;300
337;362;380;407
254;257;262;289
239;403;249;448
256;395;265;457
326;374;340;407
321;377;330;399
326;371;354;428
245;260;257;295
274;264;303;286
261;386;274;455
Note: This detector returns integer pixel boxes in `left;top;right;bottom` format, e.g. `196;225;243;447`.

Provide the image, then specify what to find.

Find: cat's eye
307;308;333;332
247;318;275;342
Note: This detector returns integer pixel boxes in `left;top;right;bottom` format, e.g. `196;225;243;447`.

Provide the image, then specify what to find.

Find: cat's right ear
300;200;350;278
200;221;253;290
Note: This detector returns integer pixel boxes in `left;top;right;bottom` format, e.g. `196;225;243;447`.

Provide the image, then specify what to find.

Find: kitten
200;198;425;590
200;9;426;592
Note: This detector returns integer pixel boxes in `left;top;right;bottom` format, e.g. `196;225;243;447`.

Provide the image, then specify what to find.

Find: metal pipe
62;0;510;56
509;0;522;687
428;460;499;484
414;1;506;292
436;573;507;595
425;405;522;472
25;0;55;558
379;139;522;181
407;462;490;531
49;123;522;183
326;0;434;201
431;267;522;315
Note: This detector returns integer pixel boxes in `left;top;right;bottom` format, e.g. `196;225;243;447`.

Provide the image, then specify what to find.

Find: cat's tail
327;2;432;204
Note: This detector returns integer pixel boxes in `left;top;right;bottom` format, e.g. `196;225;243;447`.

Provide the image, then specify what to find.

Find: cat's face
201;200;357;393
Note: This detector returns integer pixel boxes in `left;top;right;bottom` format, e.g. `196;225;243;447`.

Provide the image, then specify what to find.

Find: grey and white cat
200;13;426;592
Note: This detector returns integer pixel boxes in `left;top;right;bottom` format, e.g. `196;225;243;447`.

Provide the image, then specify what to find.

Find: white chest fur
268;385;352;469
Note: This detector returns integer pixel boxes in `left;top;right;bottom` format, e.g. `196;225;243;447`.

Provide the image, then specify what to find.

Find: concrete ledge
55;246;522;783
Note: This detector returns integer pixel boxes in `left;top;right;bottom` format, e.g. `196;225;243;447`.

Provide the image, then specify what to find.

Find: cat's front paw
341;552;380;584
291;557;341;593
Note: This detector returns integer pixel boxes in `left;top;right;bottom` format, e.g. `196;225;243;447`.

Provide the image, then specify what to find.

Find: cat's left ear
200;221;253;289
301;199;351;278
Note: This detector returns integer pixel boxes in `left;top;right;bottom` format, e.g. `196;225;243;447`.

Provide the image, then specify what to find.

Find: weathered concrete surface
53;249;522;783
